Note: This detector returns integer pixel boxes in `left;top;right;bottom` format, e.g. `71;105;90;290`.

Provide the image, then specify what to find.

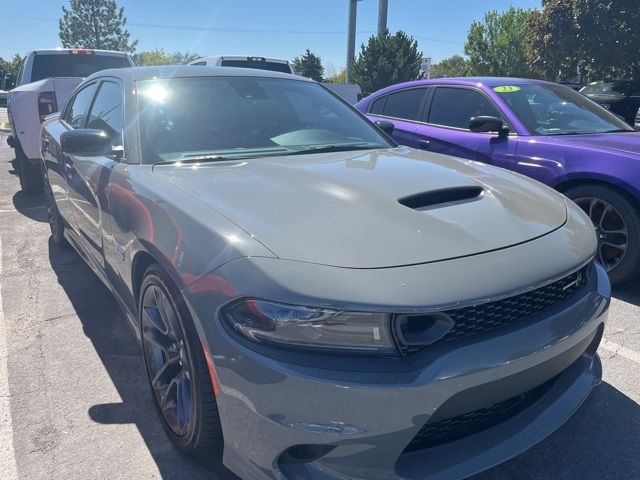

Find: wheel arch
553;174;640;214
131;249;157;309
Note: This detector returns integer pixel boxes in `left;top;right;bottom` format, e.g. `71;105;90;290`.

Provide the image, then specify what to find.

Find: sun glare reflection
142;83;169;103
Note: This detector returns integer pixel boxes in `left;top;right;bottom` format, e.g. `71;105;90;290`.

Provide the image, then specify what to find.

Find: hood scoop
399;186;484;211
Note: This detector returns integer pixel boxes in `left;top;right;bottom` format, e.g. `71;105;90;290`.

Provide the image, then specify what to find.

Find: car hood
153;147;567;268
544;132;640;157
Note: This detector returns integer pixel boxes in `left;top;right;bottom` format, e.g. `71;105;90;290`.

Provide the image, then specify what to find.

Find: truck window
31;54;131;82
220;59;292;74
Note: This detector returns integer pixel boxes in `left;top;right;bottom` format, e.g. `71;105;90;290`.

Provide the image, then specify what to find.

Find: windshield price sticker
493;86;521;93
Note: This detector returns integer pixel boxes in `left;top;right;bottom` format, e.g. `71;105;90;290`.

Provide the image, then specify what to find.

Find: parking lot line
0;237;19;480
600;338;640;365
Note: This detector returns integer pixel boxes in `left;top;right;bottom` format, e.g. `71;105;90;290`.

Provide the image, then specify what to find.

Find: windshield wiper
282;144;382;156
155;155;244;165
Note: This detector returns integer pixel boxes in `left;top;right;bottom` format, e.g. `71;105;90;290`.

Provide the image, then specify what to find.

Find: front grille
396;265;589;356
403;374;559;453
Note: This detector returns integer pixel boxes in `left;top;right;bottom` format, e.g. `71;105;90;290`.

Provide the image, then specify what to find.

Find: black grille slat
397;265;589;356
404;374;559;453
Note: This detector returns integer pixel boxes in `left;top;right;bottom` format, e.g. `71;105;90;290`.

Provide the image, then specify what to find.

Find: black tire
15;141;44;195
565;184;640;285
44;183;69;248
139;264;224;463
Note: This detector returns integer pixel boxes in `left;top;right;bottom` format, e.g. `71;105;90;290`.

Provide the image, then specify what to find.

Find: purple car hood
543;132;640;157
153;147;567;268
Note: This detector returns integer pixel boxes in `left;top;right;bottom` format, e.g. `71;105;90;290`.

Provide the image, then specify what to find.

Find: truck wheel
15;141;44;195
44;182;69;248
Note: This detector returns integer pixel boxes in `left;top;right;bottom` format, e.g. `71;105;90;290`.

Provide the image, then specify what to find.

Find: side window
381;88;427;121
369;96;386;115
64;83;98;129
86;81;124;146
192;61;207;66
428;87;501;129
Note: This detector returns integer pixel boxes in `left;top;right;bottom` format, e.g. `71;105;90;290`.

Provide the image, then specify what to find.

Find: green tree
133;49;201;66
292;49;324;81
325;67;347;84
0;54;23;86
529;0;640;81
133;49;175;66
430;55;468;78
171;51;201;65
59;0;137;53
465;7;537;78
352;29;422;94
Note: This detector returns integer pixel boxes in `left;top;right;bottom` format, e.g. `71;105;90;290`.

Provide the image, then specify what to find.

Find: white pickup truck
6;49;133;193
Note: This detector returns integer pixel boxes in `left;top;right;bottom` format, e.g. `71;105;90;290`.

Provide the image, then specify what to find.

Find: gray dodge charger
40;66;610;480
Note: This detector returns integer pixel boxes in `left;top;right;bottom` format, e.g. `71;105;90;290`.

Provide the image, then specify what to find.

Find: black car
559;82;583;91
580;80;640;125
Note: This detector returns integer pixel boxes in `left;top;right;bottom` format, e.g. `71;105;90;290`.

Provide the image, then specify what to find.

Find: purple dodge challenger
356;77;640;284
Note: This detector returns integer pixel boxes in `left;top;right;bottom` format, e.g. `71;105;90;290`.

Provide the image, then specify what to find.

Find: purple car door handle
417;139;431;150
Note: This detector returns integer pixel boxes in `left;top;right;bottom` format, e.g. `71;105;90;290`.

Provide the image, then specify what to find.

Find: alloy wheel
574;196;629;272
141;284;194;437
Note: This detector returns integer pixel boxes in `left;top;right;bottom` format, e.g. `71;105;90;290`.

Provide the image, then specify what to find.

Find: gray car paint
40;66;609;480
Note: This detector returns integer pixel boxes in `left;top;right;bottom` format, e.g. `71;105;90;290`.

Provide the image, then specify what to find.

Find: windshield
31;54;131;82
136;76;391;163
495;83;633;136
580;81;630;97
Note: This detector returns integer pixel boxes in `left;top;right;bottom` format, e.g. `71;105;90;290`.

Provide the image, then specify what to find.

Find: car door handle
417;139;431;150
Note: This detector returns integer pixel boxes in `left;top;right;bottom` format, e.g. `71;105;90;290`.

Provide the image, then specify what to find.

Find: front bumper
192;259;609;480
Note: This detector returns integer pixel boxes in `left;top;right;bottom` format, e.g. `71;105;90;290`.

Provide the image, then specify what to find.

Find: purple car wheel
567;185;640;284
574;196;628;271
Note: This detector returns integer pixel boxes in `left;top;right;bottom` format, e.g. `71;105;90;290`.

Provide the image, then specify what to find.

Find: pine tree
292;49;325;82
59;0;137;53
352;30;422;95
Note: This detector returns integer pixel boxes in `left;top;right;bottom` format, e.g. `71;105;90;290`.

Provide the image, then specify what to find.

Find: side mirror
374;119;395;136
469;116;509;138
3;73;16;90
61;129;114;156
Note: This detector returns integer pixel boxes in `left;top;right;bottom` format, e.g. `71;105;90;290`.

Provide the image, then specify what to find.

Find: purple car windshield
495;83;633;136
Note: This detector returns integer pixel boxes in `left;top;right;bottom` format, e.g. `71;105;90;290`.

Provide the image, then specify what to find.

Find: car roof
367;77;557;98
85;65;309;82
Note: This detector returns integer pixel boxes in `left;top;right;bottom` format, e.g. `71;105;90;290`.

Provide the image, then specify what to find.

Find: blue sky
1;0;540;71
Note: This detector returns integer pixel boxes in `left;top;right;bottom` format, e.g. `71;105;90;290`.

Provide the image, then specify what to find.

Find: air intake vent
399;186;483;210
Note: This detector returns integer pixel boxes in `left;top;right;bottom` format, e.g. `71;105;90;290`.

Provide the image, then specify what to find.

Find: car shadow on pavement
472;381;640;479
612;278;640;307
12;190;47;222
47;238;239;480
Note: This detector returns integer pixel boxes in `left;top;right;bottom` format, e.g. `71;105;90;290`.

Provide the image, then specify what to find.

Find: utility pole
346;0;359;84
377;0;388;35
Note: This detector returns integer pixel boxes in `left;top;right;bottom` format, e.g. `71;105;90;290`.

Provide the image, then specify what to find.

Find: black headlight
221;299;396;355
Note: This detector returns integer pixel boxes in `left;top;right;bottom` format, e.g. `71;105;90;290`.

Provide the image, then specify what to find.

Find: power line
0;14;464;44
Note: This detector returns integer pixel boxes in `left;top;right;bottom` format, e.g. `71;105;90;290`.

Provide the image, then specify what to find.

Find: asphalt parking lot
0;112;638;479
